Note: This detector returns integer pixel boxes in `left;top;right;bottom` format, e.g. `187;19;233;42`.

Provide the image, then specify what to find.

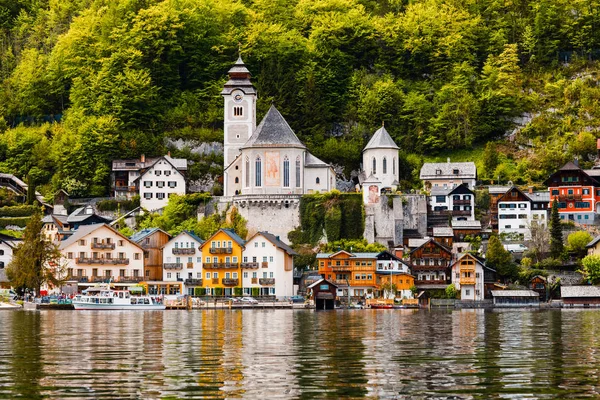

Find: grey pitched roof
430;188;452;196
164;231;204;248
451;220;482;229
130;228;170;243
242;105;306;149
420;162;477;180
221;228;246;247
561;285;600;298
258;231;297;255
67;206;111;224
488;186;511;194
491;290;539;297
58;224;104;250
362;173;381;184
587;235;600;248
433;227;453;237
559;161;581;171
316;252;378;259
305;152;329;168
221;56;256;95
364;126;399;151
525;191;550;202
307;278;338;289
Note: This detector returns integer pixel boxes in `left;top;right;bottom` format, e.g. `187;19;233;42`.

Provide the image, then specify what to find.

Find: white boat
72;287;166;310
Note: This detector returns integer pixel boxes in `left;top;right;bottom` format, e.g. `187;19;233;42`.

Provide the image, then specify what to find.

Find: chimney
447;157;450;163
168;151;171;157
574;157;579;167
140;154;145;163
528;186;533;194
394;248;403;258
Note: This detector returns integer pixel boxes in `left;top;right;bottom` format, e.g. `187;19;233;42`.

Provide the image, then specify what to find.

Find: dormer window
453;169;459;175
233;106;243;116
435;169;442;175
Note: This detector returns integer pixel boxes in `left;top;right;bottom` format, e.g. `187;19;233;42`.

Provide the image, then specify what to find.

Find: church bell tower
221;55;257;168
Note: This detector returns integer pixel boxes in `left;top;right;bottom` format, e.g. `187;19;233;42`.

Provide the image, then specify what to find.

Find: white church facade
221;57;334;197
360;125;401;205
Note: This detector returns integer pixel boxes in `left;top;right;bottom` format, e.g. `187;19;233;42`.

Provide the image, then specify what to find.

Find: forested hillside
1;0;599;197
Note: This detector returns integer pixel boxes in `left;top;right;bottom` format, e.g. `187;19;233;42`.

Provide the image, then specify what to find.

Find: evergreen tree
482;142;499;178
549;199;563;258
486;235;516;281
6;213;65;295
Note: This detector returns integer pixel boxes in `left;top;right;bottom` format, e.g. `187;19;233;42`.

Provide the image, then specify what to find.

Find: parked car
289;295;305;303
226;297;241;303
240;297;258;304
503;244;528;253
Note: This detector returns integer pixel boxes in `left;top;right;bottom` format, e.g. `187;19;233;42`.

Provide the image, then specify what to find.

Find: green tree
482;142;499;178
445;283;458;299
380;280;397;299
486;235;516;281
6;213;65;295
549;199;564;258
567;231;593;259
580;255;600;284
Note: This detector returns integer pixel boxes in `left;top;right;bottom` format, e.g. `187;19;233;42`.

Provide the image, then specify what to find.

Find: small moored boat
370;302;393;309
72;287;165;310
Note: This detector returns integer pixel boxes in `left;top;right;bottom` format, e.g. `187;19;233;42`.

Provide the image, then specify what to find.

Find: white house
59;223;145;289
451;253;494;301
241;231;296;298
162;231;204;295
0;233;21;270
420;160;477;190
497;186;550;240
429;184;475;221
137;156;187;211
374;251;413;299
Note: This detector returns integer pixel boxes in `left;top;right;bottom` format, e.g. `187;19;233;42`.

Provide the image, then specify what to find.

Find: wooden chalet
308;278;338;310
409;238;452;291
130;228;172;281
529;275;547;302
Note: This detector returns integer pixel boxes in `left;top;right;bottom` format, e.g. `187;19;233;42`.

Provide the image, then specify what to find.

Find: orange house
317;250;377;299
200;228;245;296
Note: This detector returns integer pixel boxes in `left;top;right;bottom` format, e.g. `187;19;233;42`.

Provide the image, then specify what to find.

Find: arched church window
233;106;243;116
255;156;262;187
245;157;250;187
295;156;301;188
283;156;290;187
383;157;387;174
372;157;376;175
316;177;320;184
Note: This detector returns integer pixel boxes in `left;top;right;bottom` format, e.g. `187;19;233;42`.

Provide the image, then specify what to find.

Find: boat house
561;286;600;307
307;278;338;310
490;290;540;307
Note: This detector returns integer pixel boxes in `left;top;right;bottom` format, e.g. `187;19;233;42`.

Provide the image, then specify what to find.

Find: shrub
214;287;223;296
0;217;30;228
96;196;140;212
0;205;39;217
194;287;206;296
234;287;243;296
251;287;260;297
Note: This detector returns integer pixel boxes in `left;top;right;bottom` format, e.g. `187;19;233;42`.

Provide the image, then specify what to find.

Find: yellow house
200;228;245;296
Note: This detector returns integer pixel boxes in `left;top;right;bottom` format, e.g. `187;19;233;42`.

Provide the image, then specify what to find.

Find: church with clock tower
221;56;335;197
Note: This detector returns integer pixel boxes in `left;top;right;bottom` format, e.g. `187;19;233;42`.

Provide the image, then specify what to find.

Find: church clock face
233;92;243;103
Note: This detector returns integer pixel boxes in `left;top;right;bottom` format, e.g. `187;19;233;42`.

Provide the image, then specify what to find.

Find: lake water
0;309;599;399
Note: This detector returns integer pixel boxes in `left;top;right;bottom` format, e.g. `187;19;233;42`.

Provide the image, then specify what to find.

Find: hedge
234;287;243;296
0;217;30;228
251;287;260;297
194;287;206;296
96;196;140;212
214;287;223;296
0;205;39;217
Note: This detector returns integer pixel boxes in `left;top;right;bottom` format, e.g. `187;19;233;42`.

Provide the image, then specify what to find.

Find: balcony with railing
414;279;450;285
212;278;219;284
259;278;275;285
251;277;258;284
186;262;194;269
557;193;583;202
209;247;233;254
460;277;476;285
452;199;472;206
203;263;238;269
116;276;144;283
331;265;352;272
222;278;239;286
91;242;115;250
261;262;269;268
185;278;203;286
76;258;129;265
241;262;259;269
164;263;183;270
173;248;196;255
411;264;448;271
